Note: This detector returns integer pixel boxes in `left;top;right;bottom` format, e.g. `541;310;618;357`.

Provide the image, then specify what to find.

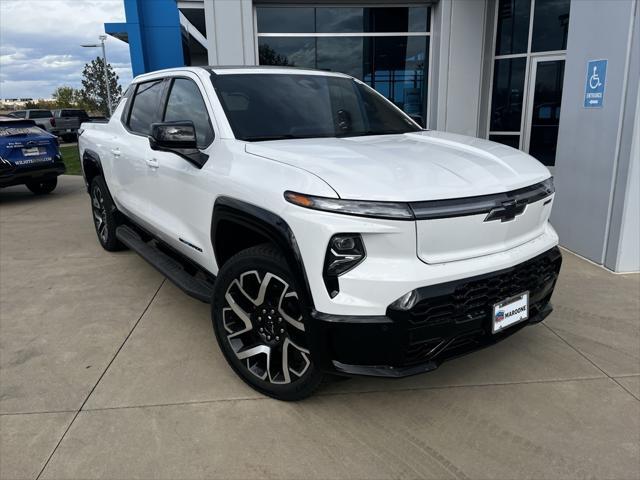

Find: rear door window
128;79;165;135
30;110;53;119
163;78;214;147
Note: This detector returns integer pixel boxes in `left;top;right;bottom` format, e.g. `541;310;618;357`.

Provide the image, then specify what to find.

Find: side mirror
150;121;197;149
149;121;208;168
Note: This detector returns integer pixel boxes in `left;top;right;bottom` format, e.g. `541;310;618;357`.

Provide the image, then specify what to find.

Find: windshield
212;73;421;141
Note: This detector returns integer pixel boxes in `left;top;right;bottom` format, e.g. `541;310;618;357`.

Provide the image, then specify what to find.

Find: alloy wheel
222;270;311;384
91;186;108;244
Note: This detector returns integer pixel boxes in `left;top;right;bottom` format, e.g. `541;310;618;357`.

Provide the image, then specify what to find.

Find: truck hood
245;130;550;201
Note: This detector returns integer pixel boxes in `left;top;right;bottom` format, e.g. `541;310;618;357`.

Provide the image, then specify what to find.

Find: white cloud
0;0;133;99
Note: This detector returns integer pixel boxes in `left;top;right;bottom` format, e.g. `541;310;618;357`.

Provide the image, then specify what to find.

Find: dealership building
106;0;639;272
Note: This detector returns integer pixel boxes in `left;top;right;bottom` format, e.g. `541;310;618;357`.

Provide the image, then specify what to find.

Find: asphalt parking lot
1;175;639;480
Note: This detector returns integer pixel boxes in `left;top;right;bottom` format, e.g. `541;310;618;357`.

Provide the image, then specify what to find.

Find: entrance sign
584;59;607;108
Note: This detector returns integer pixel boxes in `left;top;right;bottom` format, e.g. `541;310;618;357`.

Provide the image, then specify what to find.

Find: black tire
26;178;57;194
90;176;125;252
212;244;324;401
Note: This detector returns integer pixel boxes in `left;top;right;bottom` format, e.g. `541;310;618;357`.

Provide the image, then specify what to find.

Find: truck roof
133;66;351;83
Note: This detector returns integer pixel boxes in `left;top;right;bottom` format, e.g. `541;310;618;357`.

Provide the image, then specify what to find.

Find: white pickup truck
78;66;562;400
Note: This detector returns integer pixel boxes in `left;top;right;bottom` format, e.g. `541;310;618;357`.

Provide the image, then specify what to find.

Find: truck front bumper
308;246;562;377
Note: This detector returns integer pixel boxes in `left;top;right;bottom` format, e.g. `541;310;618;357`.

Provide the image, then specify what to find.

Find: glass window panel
30;110;52;118
489;134;520;148
316;7;363;33
529;60;565;166
183;33;208;67
179;8;206;37
490;57;526;131
495;0;531;55
212;74;420;140
366;7;412;33
365;36;429;124
164;79;214;148
128;80;164;135
409;6;430;33
258;38;316;69
256;7;314;33
531;0;570;52
317;38;364;79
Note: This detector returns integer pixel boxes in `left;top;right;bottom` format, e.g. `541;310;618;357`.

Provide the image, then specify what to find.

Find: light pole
81;35;113;116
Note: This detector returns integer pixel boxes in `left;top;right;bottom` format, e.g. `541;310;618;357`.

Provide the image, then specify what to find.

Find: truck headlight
323;234;366;298
284;191;414;220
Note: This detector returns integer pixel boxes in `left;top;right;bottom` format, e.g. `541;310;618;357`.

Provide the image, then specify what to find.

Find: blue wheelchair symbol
584;60;607;109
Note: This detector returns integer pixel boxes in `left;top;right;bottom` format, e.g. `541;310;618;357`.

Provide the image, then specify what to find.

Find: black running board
116;225;214;303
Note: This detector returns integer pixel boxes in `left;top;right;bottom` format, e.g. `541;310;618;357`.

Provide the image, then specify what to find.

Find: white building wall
552;0;639;272
204;0;256;66
615;84;640;272
432;0;488;136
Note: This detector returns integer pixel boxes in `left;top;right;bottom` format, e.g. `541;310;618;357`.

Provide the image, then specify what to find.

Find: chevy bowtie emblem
484;199;526;222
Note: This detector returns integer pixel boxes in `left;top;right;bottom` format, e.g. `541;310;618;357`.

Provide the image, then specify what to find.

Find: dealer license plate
492;291;529;334
22;147;42;156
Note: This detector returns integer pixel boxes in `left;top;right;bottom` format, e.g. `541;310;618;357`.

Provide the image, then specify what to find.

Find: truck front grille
390;247;562;366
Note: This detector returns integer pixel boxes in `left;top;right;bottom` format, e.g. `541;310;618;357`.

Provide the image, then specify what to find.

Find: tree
258;44;291;67
24;100;56;110
79;57;123;116
52;86;79;108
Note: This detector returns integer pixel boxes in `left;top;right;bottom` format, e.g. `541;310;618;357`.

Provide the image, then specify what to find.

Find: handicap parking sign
584;59;607;108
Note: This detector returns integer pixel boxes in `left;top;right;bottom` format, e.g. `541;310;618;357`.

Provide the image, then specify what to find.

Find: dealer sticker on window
492;291;529;334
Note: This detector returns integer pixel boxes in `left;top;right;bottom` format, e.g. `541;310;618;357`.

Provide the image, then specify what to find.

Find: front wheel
212;245;323;400
26;178;57;194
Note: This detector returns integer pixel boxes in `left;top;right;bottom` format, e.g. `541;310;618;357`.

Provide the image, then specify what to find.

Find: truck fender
211;197;314;310
81;149;104;193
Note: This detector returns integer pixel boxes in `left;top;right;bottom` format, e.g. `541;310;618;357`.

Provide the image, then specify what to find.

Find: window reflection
490;58;526;131
256;7;314;33
256;6;430;124
531;0;570;52
365;37;428;122
258;6;429;34
258;38;316;69
370;7;430;33
316;7;363;33
495;0;531;55
489;134;520;148
317;38;364;79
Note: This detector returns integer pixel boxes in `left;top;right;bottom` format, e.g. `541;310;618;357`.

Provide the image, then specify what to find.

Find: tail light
49;118;56;127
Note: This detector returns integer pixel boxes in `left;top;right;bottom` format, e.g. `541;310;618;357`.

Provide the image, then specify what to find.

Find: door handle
110;148;121;157
145;157;159;169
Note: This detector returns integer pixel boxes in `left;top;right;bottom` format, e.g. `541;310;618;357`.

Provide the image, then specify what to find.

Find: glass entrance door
523;56;565;166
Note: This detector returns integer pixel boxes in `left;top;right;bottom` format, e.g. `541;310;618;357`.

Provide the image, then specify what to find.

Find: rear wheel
212;244;323;400
26;178;57;194
90;176;125;251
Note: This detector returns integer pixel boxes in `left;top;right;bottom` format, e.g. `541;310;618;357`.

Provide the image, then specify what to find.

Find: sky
0;0;133;100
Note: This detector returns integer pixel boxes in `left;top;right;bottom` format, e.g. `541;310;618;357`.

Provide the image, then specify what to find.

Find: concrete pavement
1;176;639;479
